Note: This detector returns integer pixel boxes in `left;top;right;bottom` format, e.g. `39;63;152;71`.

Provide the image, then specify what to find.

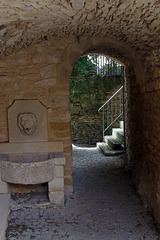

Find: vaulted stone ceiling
0;0;159;57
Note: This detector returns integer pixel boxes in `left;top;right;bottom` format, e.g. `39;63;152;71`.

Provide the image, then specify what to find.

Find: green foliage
72;55;96;76
70;56;97;101
70;55;124;107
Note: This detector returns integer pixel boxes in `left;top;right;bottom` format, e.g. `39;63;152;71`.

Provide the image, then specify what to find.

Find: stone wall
125;64;160;223
71;109;103;145
0;0;159;62
70;75;123;145
61;36;160;224
0;36;141;196
0;32;160;223
0;38;74;188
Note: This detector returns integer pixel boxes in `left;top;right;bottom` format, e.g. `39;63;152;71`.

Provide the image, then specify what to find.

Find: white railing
98;86;123;140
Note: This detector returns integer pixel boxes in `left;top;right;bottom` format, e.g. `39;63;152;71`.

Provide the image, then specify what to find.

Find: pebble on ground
5;145;160;240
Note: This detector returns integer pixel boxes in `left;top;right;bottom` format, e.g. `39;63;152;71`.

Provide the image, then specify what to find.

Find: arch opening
63;37;143;207
64;38;157;235
63;36;144;169
70;54;125;148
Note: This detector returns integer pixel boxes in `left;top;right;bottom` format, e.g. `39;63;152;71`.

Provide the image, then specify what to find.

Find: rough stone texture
125;70;160;223
0;142;64;154
48;157;65;205
7;100;48;143
0;142;64;196
49;191;64;206
54;166;64;178
1;159;54;185
70;76;123;145
54;157;66;166
0;168;9;194
0;0;159;62
0;0;159;223
0;180;8;194
48;178;64;192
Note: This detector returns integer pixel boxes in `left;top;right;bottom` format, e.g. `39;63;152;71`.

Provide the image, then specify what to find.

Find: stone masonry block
64;176;73;186
40;65;55;79
0;180;9;193
48;178;64;192
0;168;9;193
54;165;64;178
49;191;64;206
54;157;65;165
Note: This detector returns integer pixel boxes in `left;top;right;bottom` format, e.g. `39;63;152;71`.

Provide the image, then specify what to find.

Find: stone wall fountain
0;100;65;205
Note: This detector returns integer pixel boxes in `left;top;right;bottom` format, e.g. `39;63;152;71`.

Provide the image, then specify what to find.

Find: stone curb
0;194;10;240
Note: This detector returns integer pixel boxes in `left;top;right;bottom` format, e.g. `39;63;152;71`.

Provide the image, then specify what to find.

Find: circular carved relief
17;113;38;135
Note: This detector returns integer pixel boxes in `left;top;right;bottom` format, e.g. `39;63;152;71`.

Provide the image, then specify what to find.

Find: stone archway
0;0;158;226
58;36;160;222
0;33;159;222
70;54;125;146
60;35;145;158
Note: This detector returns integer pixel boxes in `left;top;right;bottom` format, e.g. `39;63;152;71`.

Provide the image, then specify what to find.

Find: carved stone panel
8;100;48;143
17;113;38;135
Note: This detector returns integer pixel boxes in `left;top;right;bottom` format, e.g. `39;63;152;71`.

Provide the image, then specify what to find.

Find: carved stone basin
0;142;65;205
0;153;51;163
0;153;54;185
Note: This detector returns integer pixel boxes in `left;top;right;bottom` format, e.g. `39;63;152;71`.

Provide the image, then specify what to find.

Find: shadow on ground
6;145;160;240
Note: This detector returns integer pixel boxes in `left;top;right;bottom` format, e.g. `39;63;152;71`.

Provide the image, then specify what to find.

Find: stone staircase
97;121;125;156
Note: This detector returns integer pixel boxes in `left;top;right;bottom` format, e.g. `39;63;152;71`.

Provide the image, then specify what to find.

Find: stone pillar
0;167;9;194
48;157;65;206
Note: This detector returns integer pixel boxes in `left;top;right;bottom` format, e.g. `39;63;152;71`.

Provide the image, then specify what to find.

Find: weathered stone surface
50;122;70;132
0;0;158;68
64;175;73;186
54;157;65;165
35;78;56;86
0;0;159;224
71;0;85;10
1;159;54;185
0;142;64;153
49;191;64;206
31;52;45;63
48;178;64;192
0;169;9;193
7;100;48;143
54;165;64;178
64;167;72;176
40;65;55;79
48;95;70;107
0;180;9;193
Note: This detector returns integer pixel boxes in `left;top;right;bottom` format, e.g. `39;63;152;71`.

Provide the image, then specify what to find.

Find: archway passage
0;0;159;226
62;35;160;224
70;54;125;147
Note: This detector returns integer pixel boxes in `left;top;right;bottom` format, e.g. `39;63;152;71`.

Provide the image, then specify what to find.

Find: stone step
112;128;124;144
120;121;124;131
97;142;125;156
104;136;123;150
97;121;125;156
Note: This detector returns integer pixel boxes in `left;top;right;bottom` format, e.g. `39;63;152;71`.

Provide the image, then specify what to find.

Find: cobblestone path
6;145;160;240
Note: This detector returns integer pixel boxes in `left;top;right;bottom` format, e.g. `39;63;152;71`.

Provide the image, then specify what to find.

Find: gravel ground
6;145;160;240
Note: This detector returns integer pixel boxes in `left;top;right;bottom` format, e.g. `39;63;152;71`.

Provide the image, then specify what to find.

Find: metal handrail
98;86;123;112
98;86;123;140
